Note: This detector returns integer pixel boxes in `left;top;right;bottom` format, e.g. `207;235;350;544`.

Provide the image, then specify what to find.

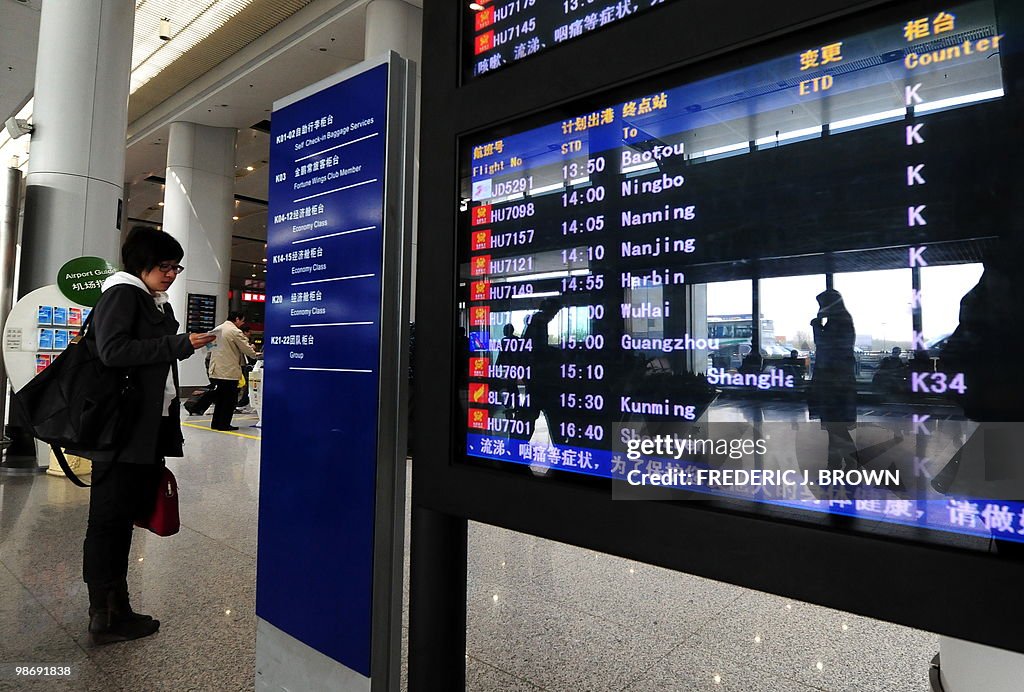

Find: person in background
781;348;807;382
207;311;258;430
738;343;764;375
495;323;521;412
235;325;257;411
182;347;216;415
520;298;566;443
808;289;859;470
82;226;216;644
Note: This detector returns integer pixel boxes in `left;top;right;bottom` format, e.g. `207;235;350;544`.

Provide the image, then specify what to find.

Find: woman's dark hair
122;226;183;276
228;311;246;322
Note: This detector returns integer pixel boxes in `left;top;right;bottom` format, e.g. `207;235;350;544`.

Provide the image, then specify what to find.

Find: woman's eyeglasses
157;263;185;274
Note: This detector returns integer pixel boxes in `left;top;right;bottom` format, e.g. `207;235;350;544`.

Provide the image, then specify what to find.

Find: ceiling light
157;201;164;206
158;18;171;41
469;2;485;9
246;165;254;171
232;215;239;220
131;1;259;94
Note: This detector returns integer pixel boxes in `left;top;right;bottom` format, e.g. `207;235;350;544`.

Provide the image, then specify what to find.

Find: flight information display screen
457;0;1024;548
464;0;682;80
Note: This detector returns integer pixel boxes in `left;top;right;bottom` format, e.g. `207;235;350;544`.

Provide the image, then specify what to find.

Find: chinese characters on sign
466;0;682;79
459;1;1020;544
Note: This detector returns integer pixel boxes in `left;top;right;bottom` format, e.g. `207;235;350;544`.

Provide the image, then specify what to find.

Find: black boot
112;580;155;623
87;584;160;645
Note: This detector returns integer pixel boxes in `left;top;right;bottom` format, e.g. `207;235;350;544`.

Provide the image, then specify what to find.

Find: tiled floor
0;416;938;691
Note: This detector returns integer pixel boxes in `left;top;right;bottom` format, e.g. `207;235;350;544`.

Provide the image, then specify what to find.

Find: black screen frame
415;0;1024;653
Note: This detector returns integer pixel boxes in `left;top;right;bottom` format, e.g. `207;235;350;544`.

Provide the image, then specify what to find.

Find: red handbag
136;466;180;537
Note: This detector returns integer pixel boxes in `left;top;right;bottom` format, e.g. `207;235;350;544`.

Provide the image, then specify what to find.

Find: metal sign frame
411;0;1024;688
257;51;414;692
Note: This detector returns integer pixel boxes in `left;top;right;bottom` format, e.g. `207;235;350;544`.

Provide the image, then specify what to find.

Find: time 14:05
561;216;605;234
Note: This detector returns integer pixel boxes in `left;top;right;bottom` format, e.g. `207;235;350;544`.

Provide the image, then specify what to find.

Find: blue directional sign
258;61;391;678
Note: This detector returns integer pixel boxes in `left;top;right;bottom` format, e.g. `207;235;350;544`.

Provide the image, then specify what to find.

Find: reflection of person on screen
872;346;907;393
932;234;1024;496
738;343;764;375
808;289;859;470
521;298;565;444
495;323;521;411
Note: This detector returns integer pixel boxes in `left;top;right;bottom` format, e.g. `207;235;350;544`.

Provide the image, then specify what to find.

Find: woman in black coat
80;227;216;644
808;289;859;470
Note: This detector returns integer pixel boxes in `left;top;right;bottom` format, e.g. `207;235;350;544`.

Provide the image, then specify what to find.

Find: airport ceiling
0;0;422;290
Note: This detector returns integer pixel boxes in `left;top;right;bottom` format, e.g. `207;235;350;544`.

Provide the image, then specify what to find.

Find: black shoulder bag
11;311;136;487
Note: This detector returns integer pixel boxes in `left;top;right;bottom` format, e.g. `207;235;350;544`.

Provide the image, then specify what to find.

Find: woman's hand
189;332;217;349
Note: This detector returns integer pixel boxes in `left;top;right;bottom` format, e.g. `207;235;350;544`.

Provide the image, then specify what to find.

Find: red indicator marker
472;204;492;226
475;6;495;31
468;408;490;430
470;305;490;326
471;280;490;301
469;382;489;405
475;31;494;55
472;228;491;250
470;357;490;378
471;254;491;276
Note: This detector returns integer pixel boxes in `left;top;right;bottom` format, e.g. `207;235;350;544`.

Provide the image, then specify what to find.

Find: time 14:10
562;245;604;263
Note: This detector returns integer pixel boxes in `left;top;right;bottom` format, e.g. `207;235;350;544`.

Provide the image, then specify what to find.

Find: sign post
55;256;115;307
255;52;414;692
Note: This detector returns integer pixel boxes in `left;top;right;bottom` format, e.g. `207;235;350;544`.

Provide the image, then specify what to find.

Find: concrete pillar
365;0;422;60
365;0;421;321
120;181;132;247
19;0;134;296
163;121;237;387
